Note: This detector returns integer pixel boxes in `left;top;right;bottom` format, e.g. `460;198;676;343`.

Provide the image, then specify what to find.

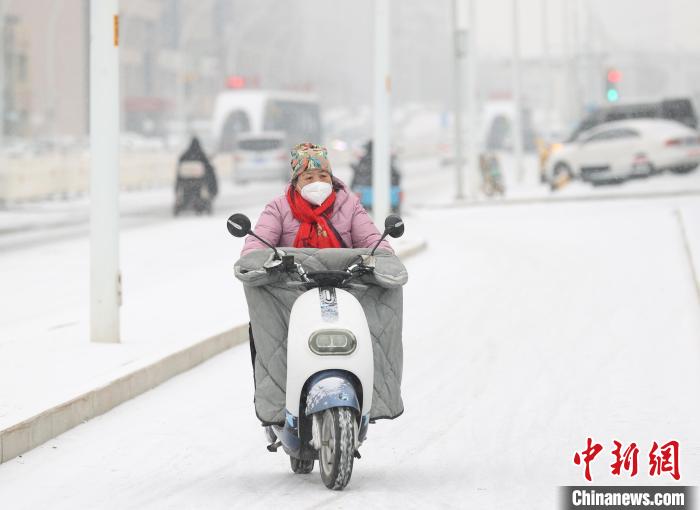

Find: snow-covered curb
420;187;700;209
0;239;427;464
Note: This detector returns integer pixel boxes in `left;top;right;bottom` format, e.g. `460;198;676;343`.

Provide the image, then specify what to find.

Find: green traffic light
607;89;619;102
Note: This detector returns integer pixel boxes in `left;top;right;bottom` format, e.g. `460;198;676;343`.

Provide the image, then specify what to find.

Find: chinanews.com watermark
560;486;695;509
561;438;696;509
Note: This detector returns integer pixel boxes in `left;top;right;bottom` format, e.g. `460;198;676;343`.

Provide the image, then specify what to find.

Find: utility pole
0;0;6;148
372;0;391;222
562;0;576;127
465;0;479;198
511;0;525;182
84;0;90;135
541;0;553;136
572;0;582;118
90;0;120;343
451;0;465;200
46;0;63;139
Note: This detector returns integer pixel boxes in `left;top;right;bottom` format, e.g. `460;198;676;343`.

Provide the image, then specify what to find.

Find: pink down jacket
241;182;393;256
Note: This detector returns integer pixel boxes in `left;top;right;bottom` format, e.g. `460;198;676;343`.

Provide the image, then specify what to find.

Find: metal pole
541;0;553;135
0;0;16;144
563;0;575;127
511;0;525;182
0;0;5;146
90;0;120;343
84;0;90;135
451;0;465;200
46;0;63;139
465;0;479;198
372;0;391;222
572;0;582;117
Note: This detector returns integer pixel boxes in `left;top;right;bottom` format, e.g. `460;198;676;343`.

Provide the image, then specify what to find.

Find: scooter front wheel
318;407;356;490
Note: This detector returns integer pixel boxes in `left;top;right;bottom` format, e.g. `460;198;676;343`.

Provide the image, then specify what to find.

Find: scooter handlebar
276;254;374;288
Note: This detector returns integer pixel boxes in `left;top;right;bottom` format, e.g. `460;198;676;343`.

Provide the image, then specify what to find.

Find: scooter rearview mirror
227;212;283;260
384;214;405;239
369;215;405;256
227;213;251;238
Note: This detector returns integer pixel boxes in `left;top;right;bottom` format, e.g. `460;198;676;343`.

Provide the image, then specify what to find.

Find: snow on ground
1;196;698;509
0;184;422;429
0;210;248;428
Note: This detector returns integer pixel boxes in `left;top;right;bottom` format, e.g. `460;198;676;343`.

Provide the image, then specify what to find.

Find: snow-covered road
1;197;699;509
0;157;454;252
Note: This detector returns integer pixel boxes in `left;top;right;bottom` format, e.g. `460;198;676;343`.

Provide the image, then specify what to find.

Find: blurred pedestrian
479;152;505;197
350;140;402;213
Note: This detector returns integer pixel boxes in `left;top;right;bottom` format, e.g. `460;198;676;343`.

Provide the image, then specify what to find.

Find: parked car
567;97;698;141
545;119;700;186
232;132;288;184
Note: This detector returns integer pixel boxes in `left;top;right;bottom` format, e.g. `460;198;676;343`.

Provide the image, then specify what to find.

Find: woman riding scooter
242;141;393;383
235;143;404;489
241;142;392;256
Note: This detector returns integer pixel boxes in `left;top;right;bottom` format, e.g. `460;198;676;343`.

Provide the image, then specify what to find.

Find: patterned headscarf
290;142;332;181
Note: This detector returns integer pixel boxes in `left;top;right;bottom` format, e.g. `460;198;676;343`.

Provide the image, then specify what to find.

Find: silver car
232;131;288;184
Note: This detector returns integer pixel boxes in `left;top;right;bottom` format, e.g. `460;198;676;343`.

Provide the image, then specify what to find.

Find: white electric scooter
228;213;404;490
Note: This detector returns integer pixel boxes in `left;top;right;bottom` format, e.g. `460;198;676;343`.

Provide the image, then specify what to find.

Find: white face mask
300;181;332;206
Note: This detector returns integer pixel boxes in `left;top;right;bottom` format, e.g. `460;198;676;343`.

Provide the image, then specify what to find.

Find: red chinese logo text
573;438;680;482
649;440;680;481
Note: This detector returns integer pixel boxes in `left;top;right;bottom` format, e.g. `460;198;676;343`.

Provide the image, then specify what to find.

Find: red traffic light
226;76;246;89
607;69;622;84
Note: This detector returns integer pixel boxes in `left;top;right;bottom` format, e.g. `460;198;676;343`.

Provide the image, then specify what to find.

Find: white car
546;119;700;185
232;131;288;184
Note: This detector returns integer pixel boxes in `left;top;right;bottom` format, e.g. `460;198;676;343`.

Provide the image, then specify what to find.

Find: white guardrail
0;143;441;204
0;152;235;204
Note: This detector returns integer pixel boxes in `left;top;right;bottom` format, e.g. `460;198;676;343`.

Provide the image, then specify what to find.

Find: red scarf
286;187;342;249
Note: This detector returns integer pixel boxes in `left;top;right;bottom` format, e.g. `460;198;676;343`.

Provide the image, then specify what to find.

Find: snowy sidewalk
0;202;426;463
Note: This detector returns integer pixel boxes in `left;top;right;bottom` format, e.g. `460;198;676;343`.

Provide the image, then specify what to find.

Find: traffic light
605;68;621;103
226;75;246;89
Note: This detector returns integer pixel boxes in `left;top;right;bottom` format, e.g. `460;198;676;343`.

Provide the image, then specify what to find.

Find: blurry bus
211;90;322;153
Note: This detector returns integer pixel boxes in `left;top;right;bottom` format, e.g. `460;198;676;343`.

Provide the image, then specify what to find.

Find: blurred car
232;131;288;184
567;97;698;141
545;119;700;186
120;132;166;151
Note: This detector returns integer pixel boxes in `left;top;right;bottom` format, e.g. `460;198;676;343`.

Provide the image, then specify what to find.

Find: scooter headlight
308;329;357;355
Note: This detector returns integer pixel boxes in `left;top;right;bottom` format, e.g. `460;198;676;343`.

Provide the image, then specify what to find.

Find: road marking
675;208;700;306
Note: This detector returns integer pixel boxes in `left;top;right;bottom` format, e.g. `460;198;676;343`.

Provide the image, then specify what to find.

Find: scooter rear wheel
319;407;356;490
290;457;315;474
